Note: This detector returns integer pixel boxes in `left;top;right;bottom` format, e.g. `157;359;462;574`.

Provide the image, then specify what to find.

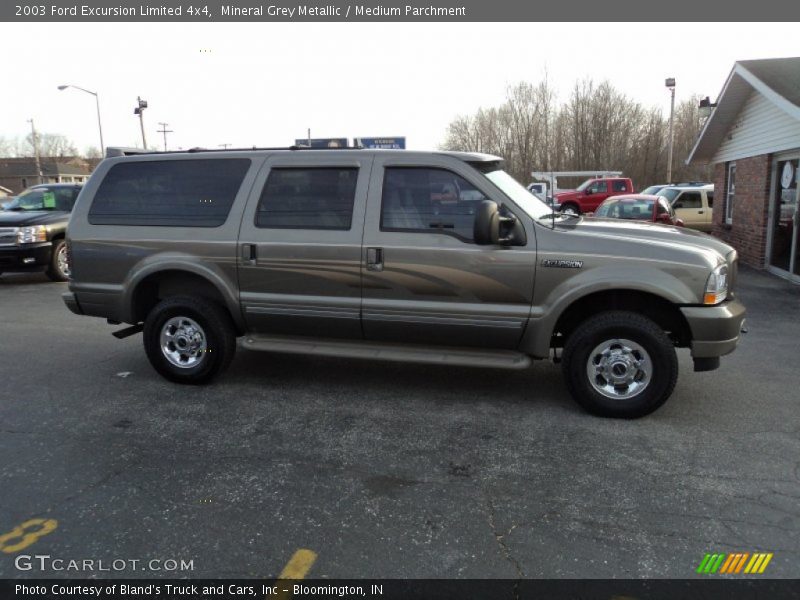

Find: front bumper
680;298;747;358
0;242;52;272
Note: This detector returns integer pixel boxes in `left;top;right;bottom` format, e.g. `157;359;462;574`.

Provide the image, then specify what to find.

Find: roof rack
105;146;363;158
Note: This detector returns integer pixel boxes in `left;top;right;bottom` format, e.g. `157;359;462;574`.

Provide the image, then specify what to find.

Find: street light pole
134;97;148;148
57;84;105;154
665;77;676;183
27;118;43;185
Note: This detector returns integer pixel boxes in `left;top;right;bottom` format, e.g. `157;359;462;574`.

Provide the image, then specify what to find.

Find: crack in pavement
483;492;523;599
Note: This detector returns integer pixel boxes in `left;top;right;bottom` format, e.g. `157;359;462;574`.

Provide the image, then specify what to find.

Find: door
671;190;705;230
237;155;373;339
361;156;536;349
768;157;799;277
585;180;609;211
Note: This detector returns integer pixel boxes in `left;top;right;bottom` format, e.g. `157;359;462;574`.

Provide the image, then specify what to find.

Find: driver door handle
366;247;384;272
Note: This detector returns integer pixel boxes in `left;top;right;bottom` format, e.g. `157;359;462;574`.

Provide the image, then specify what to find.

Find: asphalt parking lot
0;266;798;580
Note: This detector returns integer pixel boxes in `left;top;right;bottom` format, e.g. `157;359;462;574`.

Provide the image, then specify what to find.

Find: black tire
143;295;236;384
560;202;580;215
46;239;69;282
561;310;678;418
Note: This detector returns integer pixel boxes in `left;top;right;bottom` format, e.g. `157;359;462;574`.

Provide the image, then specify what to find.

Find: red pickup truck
555;177;634;215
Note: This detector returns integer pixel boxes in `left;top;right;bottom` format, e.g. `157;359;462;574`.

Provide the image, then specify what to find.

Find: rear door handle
366;247;384;272
241;243;257;265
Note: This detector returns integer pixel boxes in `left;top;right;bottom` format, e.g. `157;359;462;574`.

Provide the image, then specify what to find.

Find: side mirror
474;200;525;246
474;200;500;245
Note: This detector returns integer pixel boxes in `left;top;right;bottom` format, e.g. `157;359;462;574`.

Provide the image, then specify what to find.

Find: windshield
641;185;664;195
595;198;654;220
659;188;681;202
482;168;551;219
6;187;75;211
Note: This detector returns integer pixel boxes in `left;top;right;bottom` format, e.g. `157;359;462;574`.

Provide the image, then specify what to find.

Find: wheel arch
522;287;693;358
124;264;244;335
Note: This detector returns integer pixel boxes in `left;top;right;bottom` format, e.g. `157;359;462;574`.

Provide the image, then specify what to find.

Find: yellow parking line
270;549;318;600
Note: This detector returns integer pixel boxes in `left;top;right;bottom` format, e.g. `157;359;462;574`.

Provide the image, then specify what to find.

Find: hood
562;216;734;263
0;210;68;227
554;189;579;201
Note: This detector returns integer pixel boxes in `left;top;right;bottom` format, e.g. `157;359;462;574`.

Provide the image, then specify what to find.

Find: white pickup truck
661;184;714;232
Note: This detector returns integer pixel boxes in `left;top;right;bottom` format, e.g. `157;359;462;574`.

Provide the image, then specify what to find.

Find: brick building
687;57;800;282
0;156;95;195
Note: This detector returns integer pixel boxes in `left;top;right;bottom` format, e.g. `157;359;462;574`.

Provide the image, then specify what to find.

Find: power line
157;122;173;152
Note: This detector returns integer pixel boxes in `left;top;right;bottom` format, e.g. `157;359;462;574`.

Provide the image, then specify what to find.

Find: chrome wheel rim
561;206;578;216
160;316;207;368
586;338;651;400
57;244;70;278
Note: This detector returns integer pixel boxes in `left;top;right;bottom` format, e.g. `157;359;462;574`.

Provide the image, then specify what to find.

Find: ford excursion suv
63;148;745;418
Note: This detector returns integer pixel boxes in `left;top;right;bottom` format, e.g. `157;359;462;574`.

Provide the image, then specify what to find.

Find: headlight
17;225;48;244
704;264;728;305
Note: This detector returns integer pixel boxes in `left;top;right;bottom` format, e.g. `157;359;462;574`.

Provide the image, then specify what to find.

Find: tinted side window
255;168;357;230
612;180;628;192
706;191;714;207
381;167;489;243
590;180;608;193
89;159;251;227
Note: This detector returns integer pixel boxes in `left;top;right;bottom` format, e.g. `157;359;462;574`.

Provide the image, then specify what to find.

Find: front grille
0;227;18;246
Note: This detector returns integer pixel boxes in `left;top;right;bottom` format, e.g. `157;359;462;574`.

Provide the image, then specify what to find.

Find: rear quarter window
88;158;251;227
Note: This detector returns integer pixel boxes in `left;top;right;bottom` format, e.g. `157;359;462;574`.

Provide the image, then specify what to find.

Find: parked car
592;194;684;227
63;148;745;418
640;181;710;196
0;183;81;281
555;177;634;215
658;185;714;232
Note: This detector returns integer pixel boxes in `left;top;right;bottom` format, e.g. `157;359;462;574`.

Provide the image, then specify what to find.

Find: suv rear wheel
143;296;236;384
561;311;678;418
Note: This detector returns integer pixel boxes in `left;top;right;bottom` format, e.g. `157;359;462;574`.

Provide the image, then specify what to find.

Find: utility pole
27;118;43;185
665;77;676;183
157;122;173;151
134;97;148;148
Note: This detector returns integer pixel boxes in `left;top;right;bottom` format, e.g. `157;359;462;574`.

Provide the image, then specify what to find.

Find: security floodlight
665;77;676;88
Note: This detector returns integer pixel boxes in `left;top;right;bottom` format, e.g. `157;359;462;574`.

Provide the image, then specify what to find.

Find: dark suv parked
0;183;81;281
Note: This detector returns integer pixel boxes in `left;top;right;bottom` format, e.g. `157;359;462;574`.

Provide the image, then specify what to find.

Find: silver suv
63;148;746;418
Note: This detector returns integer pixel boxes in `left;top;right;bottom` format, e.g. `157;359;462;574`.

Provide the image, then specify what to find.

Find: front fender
520;264;701;358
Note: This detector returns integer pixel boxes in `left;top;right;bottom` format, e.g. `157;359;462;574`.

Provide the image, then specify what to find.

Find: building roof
687;56;800;164
0;157;93;178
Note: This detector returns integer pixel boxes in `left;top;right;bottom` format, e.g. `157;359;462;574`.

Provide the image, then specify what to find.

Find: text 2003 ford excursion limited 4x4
63;148;745;418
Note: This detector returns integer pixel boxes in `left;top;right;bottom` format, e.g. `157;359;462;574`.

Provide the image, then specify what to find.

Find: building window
725;163;736;224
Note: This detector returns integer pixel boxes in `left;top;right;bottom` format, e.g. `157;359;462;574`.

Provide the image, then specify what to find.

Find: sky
1;22;798;154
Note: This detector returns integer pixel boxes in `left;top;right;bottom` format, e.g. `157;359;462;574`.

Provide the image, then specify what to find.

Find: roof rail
106;146;363;157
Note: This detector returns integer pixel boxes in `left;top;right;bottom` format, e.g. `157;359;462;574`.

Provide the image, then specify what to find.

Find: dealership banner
293;138;349;148
355;137;406;149
2;0;797;21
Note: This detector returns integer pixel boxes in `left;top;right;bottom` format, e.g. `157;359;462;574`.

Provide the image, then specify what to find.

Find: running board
242;335;531;370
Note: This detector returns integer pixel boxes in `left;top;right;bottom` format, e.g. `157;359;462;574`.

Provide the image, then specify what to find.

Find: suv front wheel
561;311;678;418
143;296;236;384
